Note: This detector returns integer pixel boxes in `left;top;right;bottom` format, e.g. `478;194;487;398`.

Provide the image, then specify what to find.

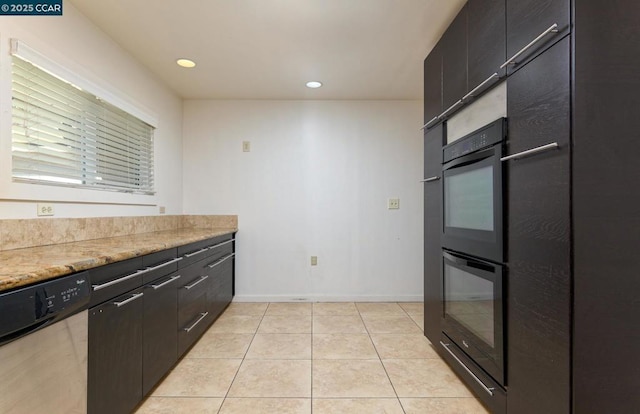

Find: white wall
0;2;183;218
183;100;424;301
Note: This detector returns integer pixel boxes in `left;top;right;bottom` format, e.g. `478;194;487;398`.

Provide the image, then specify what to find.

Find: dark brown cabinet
142;270;180;395
423;42;442;126
88;288;144;414
505;37;571;414
88;234;236;413
177;262;210;357
422;124;444;345
506;0;570;74
467;0;506;85
442;4;468;111
573;2;640;412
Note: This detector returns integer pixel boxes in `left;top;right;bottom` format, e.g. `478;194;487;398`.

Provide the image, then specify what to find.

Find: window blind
11;55;155;194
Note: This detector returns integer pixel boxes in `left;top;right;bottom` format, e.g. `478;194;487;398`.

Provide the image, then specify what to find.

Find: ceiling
69;0;465;100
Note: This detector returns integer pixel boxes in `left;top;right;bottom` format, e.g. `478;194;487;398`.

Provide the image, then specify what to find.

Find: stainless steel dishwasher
0;272;90;414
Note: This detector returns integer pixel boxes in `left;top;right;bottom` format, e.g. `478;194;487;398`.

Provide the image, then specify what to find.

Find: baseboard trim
232;295;424;303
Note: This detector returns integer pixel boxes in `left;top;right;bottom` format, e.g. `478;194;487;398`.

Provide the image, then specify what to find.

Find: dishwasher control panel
34;274;90;319
0;271;90;345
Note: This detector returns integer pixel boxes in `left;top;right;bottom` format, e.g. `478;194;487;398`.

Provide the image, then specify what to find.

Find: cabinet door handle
420;116;439;131
113;292;144;308
500;23;559;69
92;269;145;291
151;275;181;290
183;275;209;290
184;312;209;333
462;73;500;102
440;341;495;396
500;142;559;162
207;253;236;269
439;99;463;120
208;239;235;250
183;247;209;258
420;176;440;183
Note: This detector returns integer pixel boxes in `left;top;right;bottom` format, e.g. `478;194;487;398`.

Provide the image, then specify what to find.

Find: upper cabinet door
468;0;506;86
442;4;468;111
506;0;570;74
423;42;442;126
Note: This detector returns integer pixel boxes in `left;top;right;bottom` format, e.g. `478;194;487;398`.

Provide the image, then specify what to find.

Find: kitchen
0;1;638;413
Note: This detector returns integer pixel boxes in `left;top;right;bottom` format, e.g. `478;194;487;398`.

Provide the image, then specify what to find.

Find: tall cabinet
422;1;640;412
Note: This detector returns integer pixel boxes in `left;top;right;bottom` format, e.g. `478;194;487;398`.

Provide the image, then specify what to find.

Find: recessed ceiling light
306;81;323;88
176;58;196;68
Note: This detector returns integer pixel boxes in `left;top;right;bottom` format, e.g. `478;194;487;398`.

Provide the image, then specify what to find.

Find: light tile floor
136;302;489;414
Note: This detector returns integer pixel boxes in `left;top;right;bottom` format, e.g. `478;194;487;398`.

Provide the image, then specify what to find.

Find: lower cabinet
177;264;211;357
88;288;144;414
87;233;236;414
142;271;180;396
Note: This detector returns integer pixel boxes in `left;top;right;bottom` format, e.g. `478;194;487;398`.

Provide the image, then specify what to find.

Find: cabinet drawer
177;267;210;356
142;248;179;284
178;234;233;268
89;256;144;307
207;239;234;263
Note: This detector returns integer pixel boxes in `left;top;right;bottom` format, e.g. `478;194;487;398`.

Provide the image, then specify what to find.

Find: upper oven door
442;143;503;263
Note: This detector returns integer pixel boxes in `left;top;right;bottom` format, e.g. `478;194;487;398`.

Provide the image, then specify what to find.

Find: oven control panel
443;118;506;163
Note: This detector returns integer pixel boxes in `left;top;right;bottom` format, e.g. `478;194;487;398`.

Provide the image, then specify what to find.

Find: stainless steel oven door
442;250;505;385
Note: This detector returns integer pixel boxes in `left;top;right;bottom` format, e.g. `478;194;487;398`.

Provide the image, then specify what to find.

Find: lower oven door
0;310;88;414
442;250;505;385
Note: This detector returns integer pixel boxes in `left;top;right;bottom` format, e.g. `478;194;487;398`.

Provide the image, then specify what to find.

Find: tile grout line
356;303;408;414
217;304;269;413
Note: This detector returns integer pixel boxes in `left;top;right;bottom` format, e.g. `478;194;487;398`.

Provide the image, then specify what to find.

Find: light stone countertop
0;227;237;293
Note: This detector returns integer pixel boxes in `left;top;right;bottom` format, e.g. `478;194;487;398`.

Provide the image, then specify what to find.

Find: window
10;51;155;195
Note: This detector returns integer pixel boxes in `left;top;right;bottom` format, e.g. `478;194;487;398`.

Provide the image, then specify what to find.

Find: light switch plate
311;256;318;266
242;141;251;152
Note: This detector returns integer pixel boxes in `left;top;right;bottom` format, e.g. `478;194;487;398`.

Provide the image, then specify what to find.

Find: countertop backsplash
0;215;238;252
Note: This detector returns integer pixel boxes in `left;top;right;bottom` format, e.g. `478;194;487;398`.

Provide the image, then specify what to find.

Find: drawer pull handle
462;73;500;102
208;253;236;269
113;292;144;308
208;239;235;250
183;275;209;290
500;23;559;69
92;269;145;291
151;275;181;290
184;312;209;333
421;116;439;130
440;341;495;396
500;142;559;162
420;176;440;183
183;247;209;258
144;257;182;274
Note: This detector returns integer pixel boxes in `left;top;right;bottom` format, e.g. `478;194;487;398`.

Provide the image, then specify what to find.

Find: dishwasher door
0;310;88;414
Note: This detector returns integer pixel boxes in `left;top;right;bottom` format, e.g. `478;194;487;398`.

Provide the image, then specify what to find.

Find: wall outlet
242;141;251;152
159;206;166;214
311;256;318;266
37;203;55;216
388;198;400;209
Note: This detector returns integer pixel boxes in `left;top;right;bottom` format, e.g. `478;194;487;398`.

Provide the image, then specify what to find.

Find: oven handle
443;251;495;273
442;146;497;171
440;341;495;396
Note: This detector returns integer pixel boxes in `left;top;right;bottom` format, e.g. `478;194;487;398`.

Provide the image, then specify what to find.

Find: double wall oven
439;117;507;390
